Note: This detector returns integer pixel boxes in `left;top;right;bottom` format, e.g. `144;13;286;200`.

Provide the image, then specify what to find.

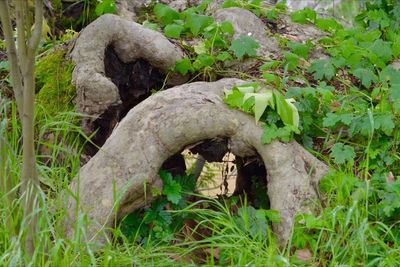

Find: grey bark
70;14;185;134
65;78;328;245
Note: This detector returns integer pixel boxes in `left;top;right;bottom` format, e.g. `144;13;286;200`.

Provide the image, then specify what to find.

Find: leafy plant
224;83;300;144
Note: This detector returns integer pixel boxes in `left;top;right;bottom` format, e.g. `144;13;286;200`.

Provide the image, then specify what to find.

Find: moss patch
36;49;75;116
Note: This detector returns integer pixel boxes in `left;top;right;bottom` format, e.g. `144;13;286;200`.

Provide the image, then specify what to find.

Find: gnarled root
65;78;328;245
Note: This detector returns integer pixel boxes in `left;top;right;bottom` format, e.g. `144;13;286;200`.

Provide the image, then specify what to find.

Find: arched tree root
65;78;328;245
70;14;185;134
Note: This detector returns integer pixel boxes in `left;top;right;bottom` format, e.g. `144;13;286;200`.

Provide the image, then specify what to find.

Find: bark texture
70;14;185;134
66;78;328;244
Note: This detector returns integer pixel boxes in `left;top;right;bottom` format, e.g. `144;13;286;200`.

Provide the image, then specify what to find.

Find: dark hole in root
84;46;166;156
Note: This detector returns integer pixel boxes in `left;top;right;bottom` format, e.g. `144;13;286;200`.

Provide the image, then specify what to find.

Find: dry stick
0;0;24;115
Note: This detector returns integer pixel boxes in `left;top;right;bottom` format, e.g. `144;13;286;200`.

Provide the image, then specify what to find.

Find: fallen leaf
296;248;313;261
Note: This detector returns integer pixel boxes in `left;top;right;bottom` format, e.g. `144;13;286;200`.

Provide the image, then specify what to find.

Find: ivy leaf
274;92;299;128
164;24;184;38
330;143;355;164
262;124;279;144
308;59;336;80
154;3;180;25
243;91;274;123
353;68;378;88
262;124;298;144
229;35;260;59
174;58;194;75
224;87;244;108
185;13;213;36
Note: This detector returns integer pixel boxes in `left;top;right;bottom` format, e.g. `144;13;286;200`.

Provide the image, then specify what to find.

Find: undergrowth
1;0;400;266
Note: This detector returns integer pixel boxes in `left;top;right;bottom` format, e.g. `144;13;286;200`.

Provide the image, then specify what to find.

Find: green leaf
224;87;245;108
185;13;213;36
216;51;233;61
164;24;184;38
174;58;194;75
220;21;234;35
374;113;395;135
142;21;158;31
95;0;116;16
163;179;182;204
315;18;343;32
287;41;313;59
264;209;281;223
154;3;180;25
262;124;297;144
229;35;260;59
262;124;279;144
274;92;299;128
308;59;336;80
243;91;274;123
330;143;355;164
0;61;9;72
369;39;393;64
291;8;316;24
193;54;215;70
353;68;378;88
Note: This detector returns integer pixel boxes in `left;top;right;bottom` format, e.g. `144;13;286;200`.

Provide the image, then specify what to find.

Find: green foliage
224;83;300;144
151;1;261;78
95;0;116;17
229;35;260;59
36;49;75;116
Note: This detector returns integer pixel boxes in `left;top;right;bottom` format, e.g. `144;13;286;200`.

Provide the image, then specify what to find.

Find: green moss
36;49;75;116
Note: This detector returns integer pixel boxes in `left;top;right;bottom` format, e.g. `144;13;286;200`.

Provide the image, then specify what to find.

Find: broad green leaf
374;113;395;135
193;54;215;70
216;51;233;61
330;143;355;164
353;68;378;88
236;83;258;94
291;8;316;24
220;21;234;35
185;13;213;36
142;21;158;31
163;180;182;204
287;41;313;59
274;92;299;127
154;3;180;25
285;99;300;128
315;18;343;32
229;35;260;59
224;88;244;108
174;58;193;75
243;91;274;122
95;0;116;16
164;24;184;38
308;59;336;80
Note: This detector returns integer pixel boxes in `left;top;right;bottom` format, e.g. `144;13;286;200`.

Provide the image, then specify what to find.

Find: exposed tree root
65;78;328;245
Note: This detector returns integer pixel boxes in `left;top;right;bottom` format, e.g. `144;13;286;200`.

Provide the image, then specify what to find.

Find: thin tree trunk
0;0;43;256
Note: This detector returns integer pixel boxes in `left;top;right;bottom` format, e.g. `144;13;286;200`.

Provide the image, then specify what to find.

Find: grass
1;1;400;265
1;95;399;266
